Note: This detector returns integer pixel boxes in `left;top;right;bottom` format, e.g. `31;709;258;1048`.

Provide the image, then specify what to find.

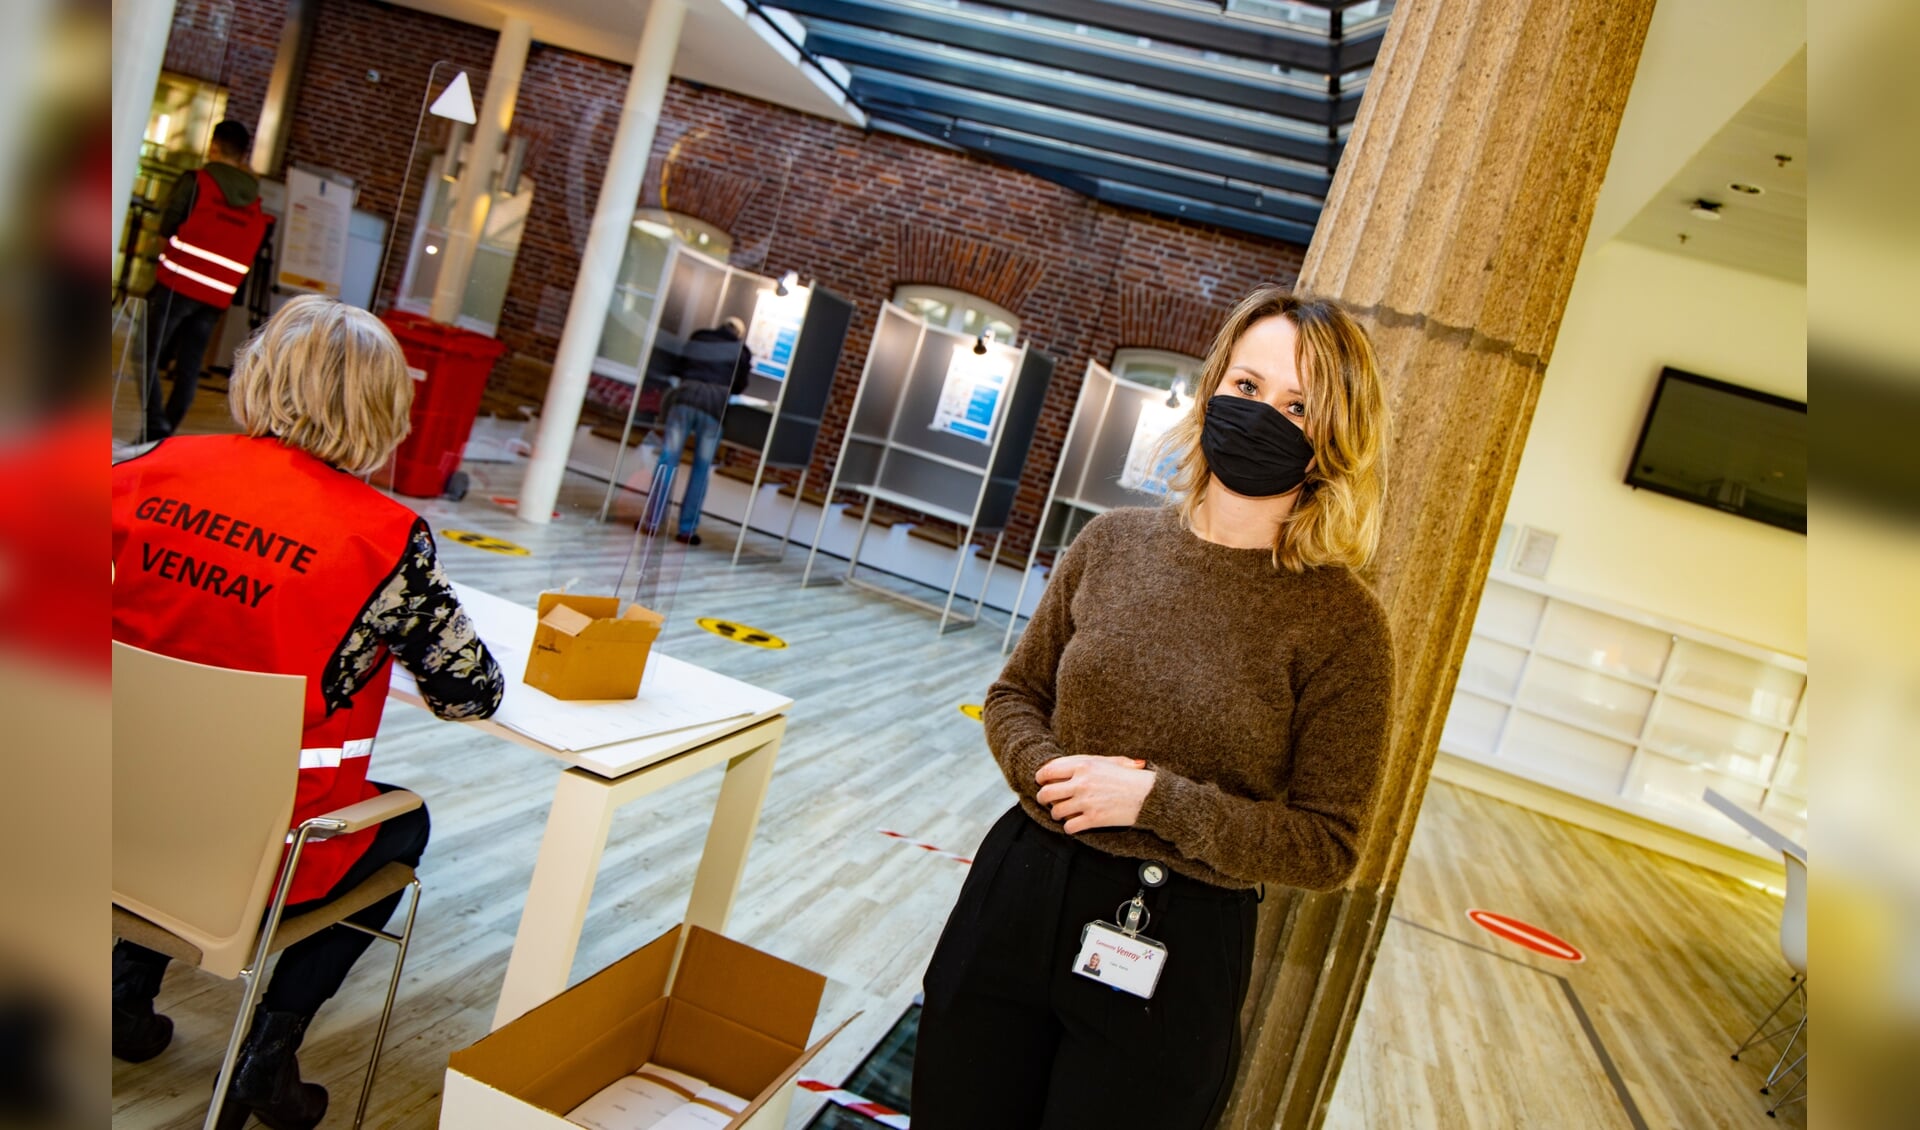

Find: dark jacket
159;161;261;239
662;327;753;420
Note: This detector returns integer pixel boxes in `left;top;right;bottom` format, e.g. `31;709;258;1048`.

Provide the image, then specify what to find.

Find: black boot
111;943;173;1063
220;1006;327;1130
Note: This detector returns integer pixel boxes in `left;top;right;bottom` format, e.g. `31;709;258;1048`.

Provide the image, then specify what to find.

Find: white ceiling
1617;49;1806;284
390;0;864;127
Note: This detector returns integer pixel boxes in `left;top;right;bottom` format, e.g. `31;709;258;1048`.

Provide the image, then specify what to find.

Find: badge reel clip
1072;861;1172;1000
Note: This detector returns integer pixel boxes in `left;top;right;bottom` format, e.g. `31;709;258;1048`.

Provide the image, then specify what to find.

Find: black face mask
1200;395;1314;497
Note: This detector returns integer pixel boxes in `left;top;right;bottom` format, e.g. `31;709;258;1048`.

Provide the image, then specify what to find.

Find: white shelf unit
1439;572;1807;860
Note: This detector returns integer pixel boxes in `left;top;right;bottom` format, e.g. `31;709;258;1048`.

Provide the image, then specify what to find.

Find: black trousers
913;806;1259;1130
141;283;224;440
115;784;430;1019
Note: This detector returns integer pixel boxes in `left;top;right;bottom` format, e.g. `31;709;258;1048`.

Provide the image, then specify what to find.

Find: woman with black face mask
913;286;1395;1130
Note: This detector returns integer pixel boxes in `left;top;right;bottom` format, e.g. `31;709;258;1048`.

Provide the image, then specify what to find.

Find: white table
1703;787;1808;864
389;584;794;1028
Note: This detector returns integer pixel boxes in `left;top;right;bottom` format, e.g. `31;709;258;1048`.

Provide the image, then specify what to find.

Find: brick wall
165;0;282;129
184;0;1307;558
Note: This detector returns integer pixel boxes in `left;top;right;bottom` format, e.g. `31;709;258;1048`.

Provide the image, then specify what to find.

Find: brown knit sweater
985;506;1395;891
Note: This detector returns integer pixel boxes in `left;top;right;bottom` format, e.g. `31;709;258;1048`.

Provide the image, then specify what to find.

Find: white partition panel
803;302;1054;635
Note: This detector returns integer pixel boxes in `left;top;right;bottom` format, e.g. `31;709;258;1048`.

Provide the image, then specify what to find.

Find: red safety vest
112;435;421;903
153;169;270;309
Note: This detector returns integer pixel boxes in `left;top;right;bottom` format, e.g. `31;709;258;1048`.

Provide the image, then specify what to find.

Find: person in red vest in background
112;297;505;1129
141;119;272;442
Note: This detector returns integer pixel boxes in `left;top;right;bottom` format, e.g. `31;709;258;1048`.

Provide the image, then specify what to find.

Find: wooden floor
112;415;1806;1129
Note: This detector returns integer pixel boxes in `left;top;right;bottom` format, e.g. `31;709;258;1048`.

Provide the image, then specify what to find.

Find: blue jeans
647;403;722;536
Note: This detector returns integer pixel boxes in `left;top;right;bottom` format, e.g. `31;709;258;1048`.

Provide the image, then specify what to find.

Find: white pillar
111;0;178;266
518;0;685;523
429;15;531;325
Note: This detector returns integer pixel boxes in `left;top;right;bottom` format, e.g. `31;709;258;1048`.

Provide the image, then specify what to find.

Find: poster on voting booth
746;287;805;383
931;349;1010;444
1118;399;1185;496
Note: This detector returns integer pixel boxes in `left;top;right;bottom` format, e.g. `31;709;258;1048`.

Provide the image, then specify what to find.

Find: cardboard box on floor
524;593;664;701
442;926;850;1130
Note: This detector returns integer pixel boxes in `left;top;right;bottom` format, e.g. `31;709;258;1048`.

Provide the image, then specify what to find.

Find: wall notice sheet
388;584;789;752
931;350;1009;444
277;168;354;297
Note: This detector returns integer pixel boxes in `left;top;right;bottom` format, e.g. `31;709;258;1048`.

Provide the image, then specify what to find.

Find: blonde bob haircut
228;295;415;476
1162;285;1389;573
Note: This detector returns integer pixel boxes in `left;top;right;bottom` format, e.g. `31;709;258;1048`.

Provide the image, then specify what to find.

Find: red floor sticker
799;1079;910;1128
488;495;561;519
879;829;972;866
1466;908;1585;962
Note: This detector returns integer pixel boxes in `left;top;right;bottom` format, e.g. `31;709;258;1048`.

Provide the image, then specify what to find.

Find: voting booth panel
724;287;856;566
1004;362;1188;650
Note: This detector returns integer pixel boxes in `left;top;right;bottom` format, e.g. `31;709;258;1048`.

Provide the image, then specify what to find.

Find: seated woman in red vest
110;295;506;1130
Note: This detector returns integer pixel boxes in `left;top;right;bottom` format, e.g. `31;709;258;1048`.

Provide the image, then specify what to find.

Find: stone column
1219;0;1658;1126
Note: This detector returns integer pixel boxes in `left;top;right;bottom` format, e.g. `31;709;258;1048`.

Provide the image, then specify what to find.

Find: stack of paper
568;1064;748;1130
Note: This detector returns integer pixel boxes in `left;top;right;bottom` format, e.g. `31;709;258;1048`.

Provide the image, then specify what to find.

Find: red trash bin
381;310;507;498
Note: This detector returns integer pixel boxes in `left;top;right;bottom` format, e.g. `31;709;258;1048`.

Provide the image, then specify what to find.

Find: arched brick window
892;284;1019;344
1110;347;1203;394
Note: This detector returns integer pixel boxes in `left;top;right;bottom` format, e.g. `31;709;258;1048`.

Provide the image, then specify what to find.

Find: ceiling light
775;269;798;297
1729;182;1764;196
972;335;988;356
1688;199;1724;221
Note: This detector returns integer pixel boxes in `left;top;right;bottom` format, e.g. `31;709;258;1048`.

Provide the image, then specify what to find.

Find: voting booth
593;245;853;566
801;301;1055;634
1003;361;1189;650
719;286;855;567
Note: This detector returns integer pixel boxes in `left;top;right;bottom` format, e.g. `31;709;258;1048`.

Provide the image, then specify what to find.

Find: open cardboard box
524;592;664;701
443;926;850;1130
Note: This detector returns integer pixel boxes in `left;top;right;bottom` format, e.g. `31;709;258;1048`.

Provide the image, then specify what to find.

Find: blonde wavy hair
228;295;415;475
1161;286;1389;572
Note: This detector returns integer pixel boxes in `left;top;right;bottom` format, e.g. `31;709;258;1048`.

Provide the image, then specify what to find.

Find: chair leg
1733;975;1802;1061
202;966;265;1130
1763;1012;1808;1092
352;878;422;1129
1765;1056;1806;1118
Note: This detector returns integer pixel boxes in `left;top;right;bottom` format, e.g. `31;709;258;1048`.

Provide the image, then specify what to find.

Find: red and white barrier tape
798;1079;911;1128
878;829;972;865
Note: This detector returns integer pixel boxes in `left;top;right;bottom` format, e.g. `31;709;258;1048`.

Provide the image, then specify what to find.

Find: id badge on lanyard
1072;860;1171;1000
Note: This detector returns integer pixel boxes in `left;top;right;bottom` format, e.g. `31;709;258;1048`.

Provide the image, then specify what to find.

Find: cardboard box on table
442;926;848;1130
524;593;664;701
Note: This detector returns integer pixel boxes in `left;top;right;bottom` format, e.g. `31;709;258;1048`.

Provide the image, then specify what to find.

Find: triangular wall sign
429;71;477;124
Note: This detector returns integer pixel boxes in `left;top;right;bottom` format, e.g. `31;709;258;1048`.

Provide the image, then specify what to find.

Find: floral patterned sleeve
324;520;505;720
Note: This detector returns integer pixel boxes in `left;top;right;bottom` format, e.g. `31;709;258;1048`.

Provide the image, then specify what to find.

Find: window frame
1109;347;1205;394
892;284;1021;343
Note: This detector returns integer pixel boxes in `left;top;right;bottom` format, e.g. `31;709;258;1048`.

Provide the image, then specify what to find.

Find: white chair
112;641;425;1129
1731;849;1807;1115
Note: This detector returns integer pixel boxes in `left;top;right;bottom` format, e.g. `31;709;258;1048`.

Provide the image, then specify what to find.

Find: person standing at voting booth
142;120;273;442
643;315;754;545
912;287;1396;1129
110;297;506;1129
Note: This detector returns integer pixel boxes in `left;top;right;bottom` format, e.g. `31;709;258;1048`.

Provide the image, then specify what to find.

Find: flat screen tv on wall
1625;367;1806;534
